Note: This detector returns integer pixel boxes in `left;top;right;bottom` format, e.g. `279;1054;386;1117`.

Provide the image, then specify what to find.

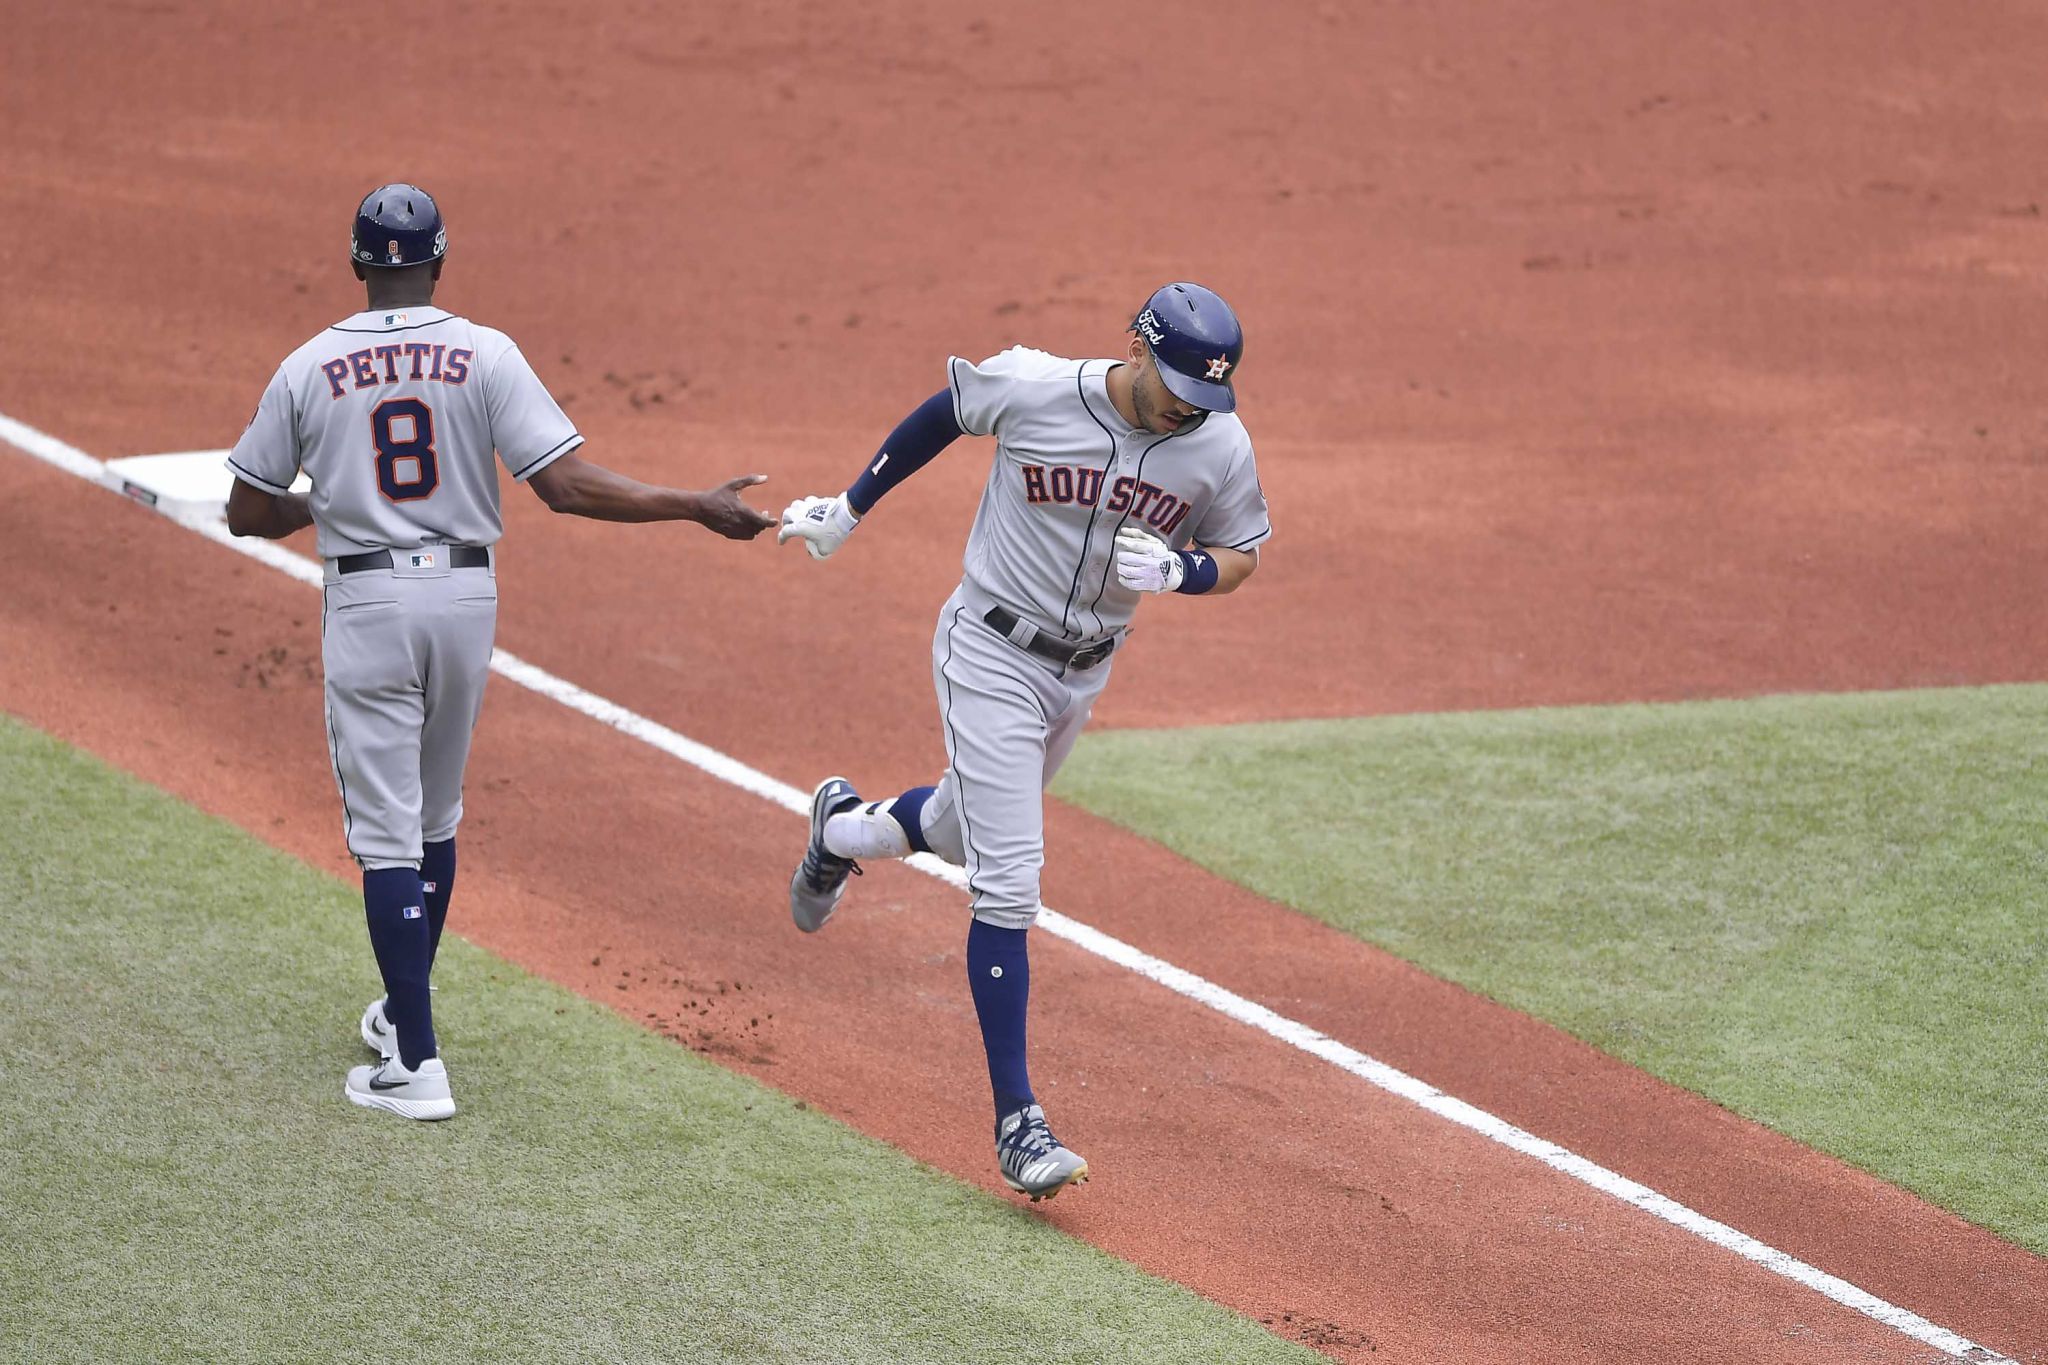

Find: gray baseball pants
320;555;497;871
916;583;1116;931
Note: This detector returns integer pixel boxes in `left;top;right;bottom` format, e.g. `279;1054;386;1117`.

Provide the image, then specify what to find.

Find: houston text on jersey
1018;463;1194;537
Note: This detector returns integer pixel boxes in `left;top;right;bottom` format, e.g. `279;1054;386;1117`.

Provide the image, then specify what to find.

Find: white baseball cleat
360;996;398;1060
345;1054;455;1121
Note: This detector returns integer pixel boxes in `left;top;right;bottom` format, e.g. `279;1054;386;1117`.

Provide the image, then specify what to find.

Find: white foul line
0;411;2014;1365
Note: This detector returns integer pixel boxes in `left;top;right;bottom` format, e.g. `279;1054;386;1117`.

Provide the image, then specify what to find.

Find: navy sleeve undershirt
846;389;964;516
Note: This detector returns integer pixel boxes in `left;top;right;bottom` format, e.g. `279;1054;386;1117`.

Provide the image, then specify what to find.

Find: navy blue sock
364;867;436;1069
890;786;936;855
421;839;456;971
966;917;1034;1122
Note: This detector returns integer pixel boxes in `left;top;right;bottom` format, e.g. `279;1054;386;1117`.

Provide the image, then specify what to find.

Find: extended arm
226;477;315;540
779;389;964;559
528;452;774;538
846;390;964;514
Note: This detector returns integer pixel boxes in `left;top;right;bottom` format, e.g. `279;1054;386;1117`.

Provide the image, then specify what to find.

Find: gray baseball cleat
790;776;863;933
996;1103;1090;1201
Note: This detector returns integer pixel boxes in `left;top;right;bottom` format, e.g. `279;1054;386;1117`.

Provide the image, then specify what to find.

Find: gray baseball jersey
227;305;578;870
228;306;582;559
947;345;1271;642
891;347;1273;927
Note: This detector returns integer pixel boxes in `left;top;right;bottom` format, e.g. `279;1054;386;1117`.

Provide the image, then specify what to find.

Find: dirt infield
5;1;2047;1360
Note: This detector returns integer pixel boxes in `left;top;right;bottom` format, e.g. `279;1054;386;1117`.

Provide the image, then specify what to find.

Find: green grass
1054;685;2048;1254
0;714;1317;1365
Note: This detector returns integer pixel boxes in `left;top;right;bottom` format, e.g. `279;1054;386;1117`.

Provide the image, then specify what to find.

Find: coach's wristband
1172;549;1221;595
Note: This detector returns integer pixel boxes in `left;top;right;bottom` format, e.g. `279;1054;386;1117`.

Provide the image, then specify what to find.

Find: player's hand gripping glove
777;493;860;561
1113;526;1186;594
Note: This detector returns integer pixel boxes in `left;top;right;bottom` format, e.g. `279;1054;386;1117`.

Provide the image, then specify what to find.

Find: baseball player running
777;283;1270;1199
225;183;774;1120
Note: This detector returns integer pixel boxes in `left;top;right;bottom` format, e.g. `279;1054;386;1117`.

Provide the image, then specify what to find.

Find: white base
101;449;309;522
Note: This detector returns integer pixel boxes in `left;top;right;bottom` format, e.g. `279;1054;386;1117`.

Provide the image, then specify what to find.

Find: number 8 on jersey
371;398;439;502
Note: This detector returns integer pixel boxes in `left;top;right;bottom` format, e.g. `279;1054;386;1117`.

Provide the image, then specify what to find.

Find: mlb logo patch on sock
402;904;423;920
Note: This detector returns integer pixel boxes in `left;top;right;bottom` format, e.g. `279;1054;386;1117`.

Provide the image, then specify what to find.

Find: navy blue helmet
351;183;447;269
1132;282;1243;413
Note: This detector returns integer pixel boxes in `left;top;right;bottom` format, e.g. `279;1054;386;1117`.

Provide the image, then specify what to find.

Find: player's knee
919;796;967;865
924;821;967;866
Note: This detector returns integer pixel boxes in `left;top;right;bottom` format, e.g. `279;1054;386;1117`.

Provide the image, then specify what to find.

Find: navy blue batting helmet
351;183;447;269
1133;282;1243;413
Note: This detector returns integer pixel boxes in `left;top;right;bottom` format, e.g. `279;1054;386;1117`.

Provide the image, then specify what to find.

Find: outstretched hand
698;474;777;539
777;493;861;560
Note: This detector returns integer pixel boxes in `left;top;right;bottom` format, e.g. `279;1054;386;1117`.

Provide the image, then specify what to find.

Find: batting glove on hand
1113;526;1185;594
777;493;860;561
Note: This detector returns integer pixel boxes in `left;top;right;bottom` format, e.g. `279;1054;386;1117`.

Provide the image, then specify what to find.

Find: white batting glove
777;493;860;561
1113;526;1185;594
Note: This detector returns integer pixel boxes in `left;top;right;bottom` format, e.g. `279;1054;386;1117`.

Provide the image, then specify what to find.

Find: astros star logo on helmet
1205;355;1233;380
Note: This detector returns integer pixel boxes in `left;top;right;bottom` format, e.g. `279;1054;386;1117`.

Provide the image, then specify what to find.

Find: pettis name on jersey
317;343;473;399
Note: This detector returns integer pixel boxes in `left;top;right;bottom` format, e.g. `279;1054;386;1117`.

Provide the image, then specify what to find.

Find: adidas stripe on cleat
996;1103;1089;1200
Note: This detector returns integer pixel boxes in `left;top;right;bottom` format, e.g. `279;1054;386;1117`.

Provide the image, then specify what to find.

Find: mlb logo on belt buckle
410;551;436;569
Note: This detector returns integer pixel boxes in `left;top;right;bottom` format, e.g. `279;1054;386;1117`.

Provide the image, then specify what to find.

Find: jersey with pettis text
227;306;581;559
947;346;1271;641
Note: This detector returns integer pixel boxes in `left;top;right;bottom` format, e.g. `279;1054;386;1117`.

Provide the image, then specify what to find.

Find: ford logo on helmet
1132;283;1244;414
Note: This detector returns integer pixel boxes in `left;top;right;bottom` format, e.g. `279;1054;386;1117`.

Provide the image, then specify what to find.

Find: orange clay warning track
5;2;2048;1360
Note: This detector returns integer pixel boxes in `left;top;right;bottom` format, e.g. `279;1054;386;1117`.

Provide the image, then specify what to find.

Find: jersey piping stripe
510;433;583;480
329;315;465;335
1215;460;1273;554
1082;427;1184;636
321;590;357;857
937;605;984;901
946;358;975;436
226;456;293;497
1061;362;1121;640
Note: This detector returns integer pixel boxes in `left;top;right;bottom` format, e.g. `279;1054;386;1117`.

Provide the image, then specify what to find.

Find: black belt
336;546;490;575
983;606;1118;671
